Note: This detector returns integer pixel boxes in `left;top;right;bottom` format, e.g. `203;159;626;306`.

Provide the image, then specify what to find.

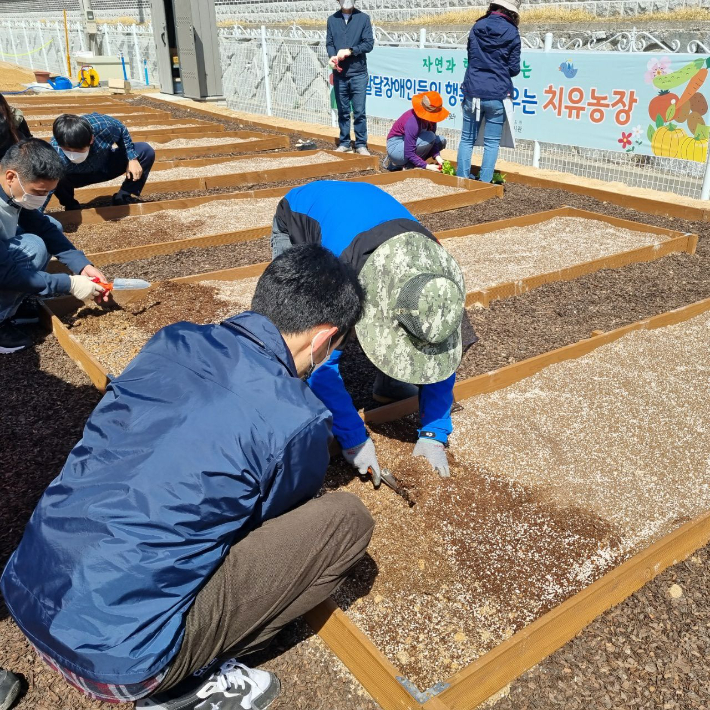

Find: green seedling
441;160;455;176
492;171;507;185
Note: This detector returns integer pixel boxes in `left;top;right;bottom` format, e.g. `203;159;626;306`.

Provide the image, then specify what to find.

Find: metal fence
0;20;157;87
220;25;710;199
1;17;707;198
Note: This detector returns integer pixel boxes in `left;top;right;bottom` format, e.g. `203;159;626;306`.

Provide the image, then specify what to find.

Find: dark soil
495;543;710;710
105;237;270;281
64;282;229;336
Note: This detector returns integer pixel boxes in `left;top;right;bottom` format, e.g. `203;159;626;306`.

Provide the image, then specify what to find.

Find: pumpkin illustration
651;124;687;157
680;135;708;162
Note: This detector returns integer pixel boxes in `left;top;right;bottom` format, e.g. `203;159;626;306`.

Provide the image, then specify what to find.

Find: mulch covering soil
106;238;270;280
4;180;710;708
52;169;378;212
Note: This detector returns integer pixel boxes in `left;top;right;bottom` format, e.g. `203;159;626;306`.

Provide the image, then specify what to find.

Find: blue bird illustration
558;60;578;79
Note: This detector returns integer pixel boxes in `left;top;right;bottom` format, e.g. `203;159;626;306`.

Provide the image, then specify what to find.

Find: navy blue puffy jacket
1;312;333;684
461;12;521;101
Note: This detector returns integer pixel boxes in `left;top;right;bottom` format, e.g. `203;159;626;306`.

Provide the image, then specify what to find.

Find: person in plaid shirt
50;113;155;209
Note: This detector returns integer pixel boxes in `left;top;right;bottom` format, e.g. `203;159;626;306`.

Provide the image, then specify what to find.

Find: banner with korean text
364;47;710;163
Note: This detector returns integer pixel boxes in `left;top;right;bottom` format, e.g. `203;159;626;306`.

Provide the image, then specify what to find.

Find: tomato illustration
649;91;679;122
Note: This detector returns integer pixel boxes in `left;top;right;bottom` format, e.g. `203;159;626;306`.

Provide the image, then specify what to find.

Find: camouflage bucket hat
355;232;466;385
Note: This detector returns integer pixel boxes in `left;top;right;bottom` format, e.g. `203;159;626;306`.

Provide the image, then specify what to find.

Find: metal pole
544;32;553;52
22;21;34;70
533;140;541;169
132;24;141;81
9;22;19;67
419;28;427;49
261;25;273;117
55;21;67;75
700;146;710;200
39;21;50;71
77;21;86;52
104;25;112;56
0;23;7;63
63;10;72;77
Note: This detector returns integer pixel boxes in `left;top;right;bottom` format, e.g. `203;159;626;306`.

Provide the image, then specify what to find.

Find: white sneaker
334;144;352;152
137;658;280;710
355;146;371;156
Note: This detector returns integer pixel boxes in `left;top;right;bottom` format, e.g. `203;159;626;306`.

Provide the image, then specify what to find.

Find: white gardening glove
426;163;442;172
337;48;352;61
342;437;382;487
328;56;339;70
413;437;450;478
435;155;444;166
69;275;106;303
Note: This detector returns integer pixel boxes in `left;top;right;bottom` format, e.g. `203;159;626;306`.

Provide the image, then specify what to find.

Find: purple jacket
387;109;440;169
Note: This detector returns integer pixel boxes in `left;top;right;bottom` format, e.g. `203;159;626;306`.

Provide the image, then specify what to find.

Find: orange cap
412;91;450;123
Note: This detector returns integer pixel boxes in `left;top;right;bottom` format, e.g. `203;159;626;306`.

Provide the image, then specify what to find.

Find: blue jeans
333;72;368;148
0;231;51;321
456;98;505;183
387;132;447;167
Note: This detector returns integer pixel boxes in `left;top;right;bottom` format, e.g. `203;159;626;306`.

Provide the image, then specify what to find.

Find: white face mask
340;0;354;9
62;148;90;164
11;174;47;211
304;330;334;380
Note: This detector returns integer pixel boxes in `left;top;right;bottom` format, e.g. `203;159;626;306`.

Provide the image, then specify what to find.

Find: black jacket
326;9;374;77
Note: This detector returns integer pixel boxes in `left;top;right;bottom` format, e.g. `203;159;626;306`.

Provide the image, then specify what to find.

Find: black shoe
137;658;280;710
111;192;144;206
0;668;21;710
0;321;33;354
63;199;82;211
10;298;41;326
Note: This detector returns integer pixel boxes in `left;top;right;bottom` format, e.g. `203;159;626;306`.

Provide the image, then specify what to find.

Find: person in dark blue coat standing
456;0;521;182
326;0;374;155
1;246;374;710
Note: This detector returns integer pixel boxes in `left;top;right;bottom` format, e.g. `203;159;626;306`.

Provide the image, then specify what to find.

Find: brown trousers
157;492;374;691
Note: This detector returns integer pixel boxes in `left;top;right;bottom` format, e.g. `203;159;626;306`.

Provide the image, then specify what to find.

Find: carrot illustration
677;68;708;110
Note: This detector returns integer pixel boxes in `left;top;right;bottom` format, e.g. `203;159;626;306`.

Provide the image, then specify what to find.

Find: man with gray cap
271;180;466;479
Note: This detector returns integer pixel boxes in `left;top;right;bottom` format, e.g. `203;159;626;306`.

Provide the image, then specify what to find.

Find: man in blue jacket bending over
272;180;467;480
1;245;374;710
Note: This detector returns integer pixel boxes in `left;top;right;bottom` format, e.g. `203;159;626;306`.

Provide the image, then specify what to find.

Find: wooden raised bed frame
41;289;710;709
56;171;501;266
150;130;290;160
47;150;379;206
63;204;696;304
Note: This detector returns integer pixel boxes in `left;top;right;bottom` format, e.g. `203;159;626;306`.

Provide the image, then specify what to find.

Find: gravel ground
69;178;461;254
55;169;378;211
126;96;336;152
149;136;250;148
103;152;341;187
443;216;667;292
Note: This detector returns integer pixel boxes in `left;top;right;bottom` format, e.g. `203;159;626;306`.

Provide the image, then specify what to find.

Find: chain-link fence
0;20;157;87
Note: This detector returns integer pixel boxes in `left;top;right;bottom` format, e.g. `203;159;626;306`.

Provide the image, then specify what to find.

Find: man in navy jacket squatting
272;180;467;480
2;246;374;710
